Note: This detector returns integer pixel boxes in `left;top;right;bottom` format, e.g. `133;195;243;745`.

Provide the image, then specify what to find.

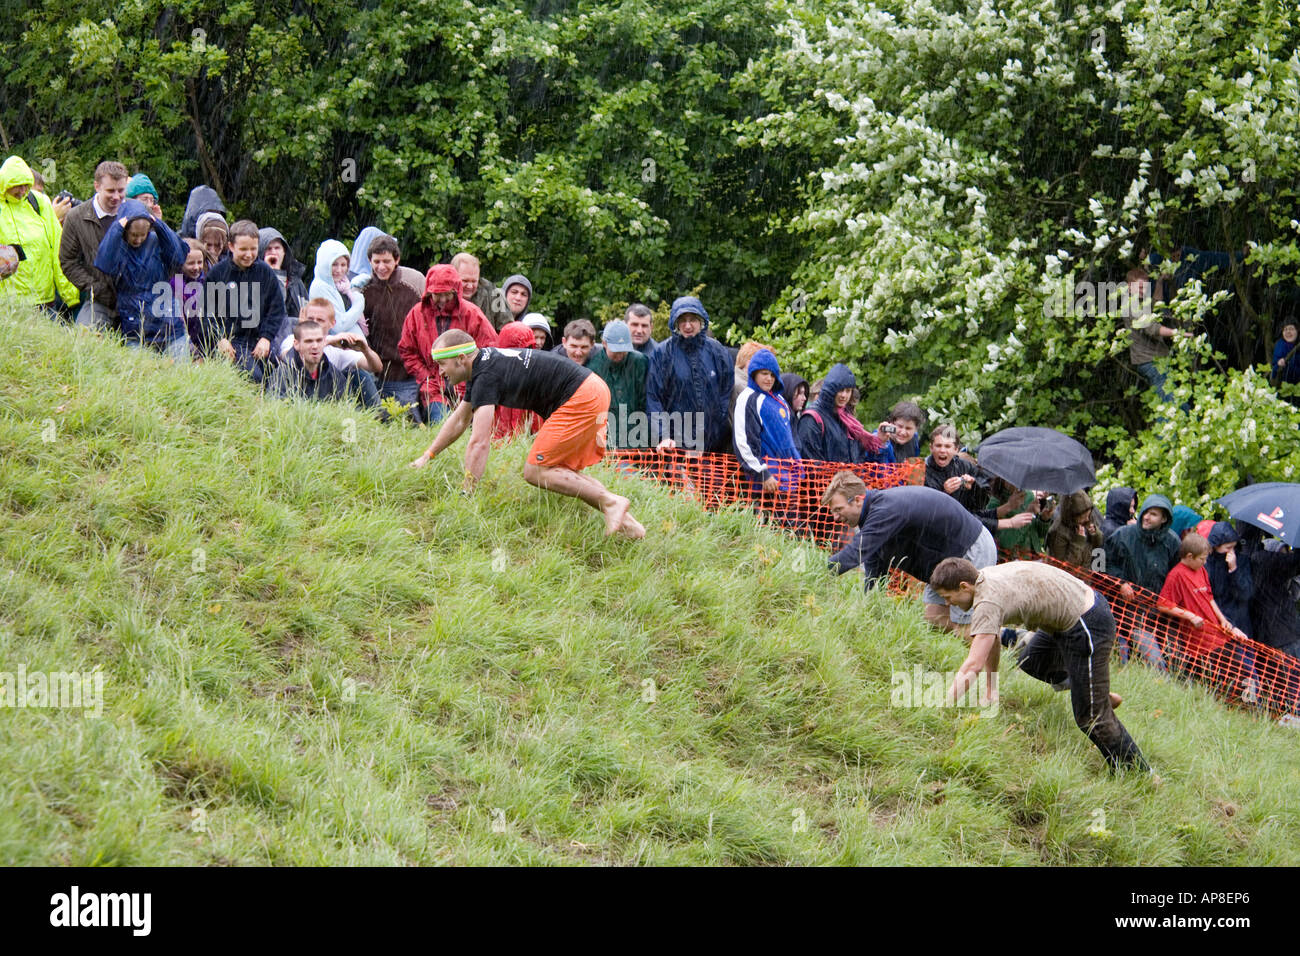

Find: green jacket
0;156;79;307
587;347;648;449
990;492;1051;553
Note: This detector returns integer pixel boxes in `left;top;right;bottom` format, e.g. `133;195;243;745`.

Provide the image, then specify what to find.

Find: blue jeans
126;335;191;362
1135;361;1189;411
1117;626;1168;671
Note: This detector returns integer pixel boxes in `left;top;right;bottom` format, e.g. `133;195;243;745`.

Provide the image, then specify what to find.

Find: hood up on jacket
500;274;532;312
1170;505;1203;538
1206;521;1239;550
349;226;387;281
746;349;785;395
780;371;809;405
312;239;352;288
424;263;463;299
1105;486;1136;525
0;156;35;198
181;185;227;239
1136;493;1174;538
497;321;538;349
813;363;857;414
258;227;306;281
669;296;710;333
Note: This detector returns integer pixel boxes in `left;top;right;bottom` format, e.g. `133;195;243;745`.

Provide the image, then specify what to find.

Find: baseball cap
602;319;633;354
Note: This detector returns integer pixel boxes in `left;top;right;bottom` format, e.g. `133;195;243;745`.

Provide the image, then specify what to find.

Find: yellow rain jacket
0;156;79;307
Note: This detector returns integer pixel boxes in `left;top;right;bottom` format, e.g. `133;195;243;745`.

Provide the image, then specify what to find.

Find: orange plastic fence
612;448;924;552
614;449;1299;718
1025;550;1300;719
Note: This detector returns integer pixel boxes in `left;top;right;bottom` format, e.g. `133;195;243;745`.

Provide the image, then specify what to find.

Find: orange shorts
528;375;610;471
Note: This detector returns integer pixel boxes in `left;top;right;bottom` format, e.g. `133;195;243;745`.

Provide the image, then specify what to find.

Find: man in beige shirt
930;559;1151;774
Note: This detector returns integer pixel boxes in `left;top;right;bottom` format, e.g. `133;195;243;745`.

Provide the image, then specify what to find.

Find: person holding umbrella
1219;484;1300;659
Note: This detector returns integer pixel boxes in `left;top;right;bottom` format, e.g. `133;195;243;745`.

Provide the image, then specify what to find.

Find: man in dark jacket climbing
822;471;996;634
646;295;733;454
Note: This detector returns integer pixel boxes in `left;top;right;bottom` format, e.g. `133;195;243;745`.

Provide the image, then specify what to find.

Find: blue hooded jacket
645;296;733;452
92;199;189;343
732;349;801;491
797;363;868;465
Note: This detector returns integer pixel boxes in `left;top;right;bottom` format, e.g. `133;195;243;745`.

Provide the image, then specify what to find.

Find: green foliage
1096;328;1300;512
1;302;1299;865
740;0;1300;466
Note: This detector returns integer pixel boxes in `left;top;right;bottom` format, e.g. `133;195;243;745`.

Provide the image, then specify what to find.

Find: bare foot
1110;692;1122;710
618;513;646;540
602;495;630;536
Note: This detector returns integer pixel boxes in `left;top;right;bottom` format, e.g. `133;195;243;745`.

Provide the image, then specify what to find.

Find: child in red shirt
1158;534;1258;701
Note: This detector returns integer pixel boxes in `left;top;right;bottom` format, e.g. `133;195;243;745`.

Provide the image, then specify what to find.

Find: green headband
430;342;477;361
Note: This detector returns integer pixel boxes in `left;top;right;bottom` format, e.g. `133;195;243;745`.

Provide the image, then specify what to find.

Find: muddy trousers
1016;593;1151;772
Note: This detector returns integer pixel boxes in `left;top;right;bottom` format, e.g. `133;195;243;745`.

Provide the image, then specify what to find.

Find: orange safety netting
1020;550;1300;720
611;448;924;552
613;449;1300;719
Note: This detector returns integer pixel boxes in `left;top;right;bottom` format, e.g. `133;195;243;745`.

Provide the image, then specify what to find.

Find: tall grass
0;302;1295;865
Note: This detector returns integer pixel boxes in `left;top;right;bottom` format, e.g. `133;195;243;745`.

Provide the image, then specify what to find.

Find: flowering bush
741;0;1300;486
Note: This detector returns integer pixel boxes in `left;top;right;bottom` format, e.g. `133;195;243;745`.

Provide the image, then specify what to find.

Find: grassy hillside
0;302;1296;865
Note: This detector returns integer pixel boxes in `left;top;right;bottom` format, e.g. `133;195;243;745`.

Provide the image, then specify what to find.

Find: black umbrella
974;427;1096;495
1217;483;1300;546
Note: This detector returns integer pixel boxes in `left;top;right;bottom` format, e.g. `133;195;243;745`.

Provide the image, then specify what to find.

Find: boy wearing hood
797;363;886;465
733;349;801;495
0;156;79;313
646;296;733;454
398;263;498;423
258;227;308;320
522;313;555;351
1104;493;1179;668
92;199;189;357
499;274;534;325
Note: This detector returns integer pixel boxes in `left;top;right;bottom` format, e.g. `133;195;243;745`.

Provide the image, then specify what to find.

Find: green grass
0;301;1296;865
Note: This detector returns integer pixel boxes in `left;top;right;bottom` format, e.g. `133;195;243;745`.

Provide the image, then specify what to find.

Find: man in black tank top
410;329;645;539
